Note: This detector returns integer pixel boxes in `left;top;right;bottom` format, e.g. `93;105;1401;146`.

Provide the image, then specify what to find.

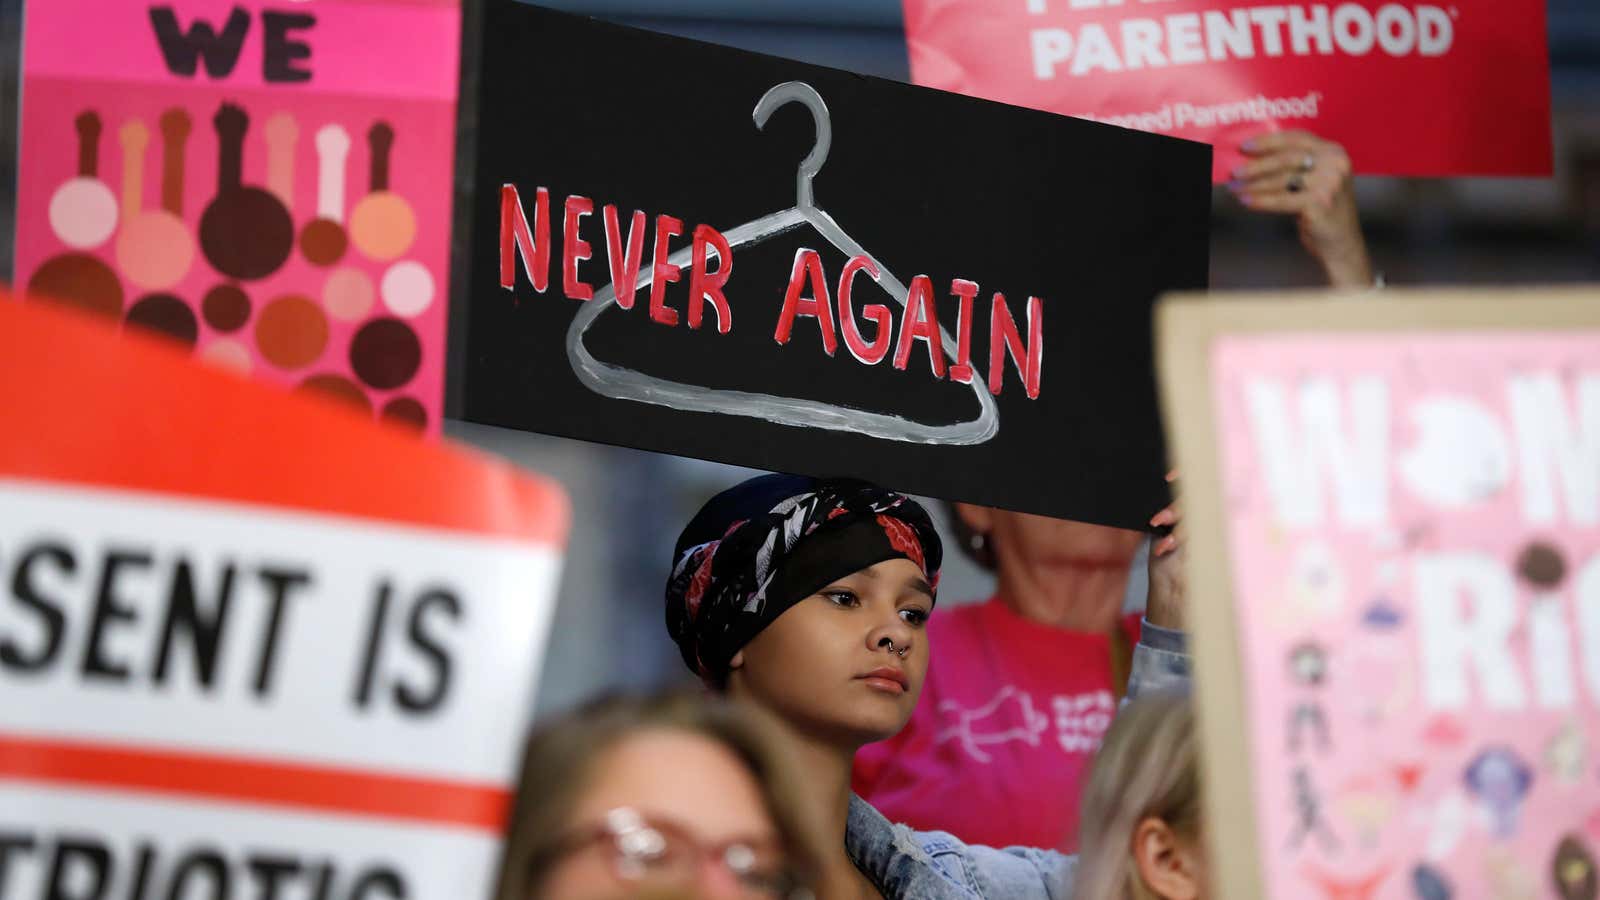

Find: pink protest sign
1158;290;1600;899
901;0;1551;182
16;0;461;434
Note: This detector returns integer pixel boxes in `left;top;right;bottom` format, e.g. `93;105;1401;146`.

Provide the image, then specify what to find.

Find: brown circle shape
381;396;428;431
300;219;348;267
27;254;124;319
203;284;252;333
1555;834;1597;900
1517;541;1567;588
199;189;294;281
125;294;199;347
255;295;329;370
350;317;422;390
298;373;372;415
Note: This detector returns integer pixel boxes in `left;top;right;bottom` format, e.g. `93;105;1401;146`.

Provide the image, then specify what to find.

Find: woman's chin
837;700;915;744
761;684;918;746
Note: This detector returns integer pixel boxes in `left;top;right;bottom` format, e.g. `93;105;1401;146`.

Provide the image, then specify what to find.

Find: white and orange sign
0;298;568;898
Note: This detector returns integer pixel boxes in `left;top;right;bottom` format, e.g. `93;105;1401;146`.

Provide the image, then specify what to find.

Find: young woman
1074;689;1206;900
494;690;825;900
664;474;1191;898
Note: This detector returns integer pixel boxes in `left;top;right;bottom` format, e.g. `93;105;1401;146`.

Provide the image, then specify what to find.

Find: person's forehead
571;729;778;840
843;557;929;591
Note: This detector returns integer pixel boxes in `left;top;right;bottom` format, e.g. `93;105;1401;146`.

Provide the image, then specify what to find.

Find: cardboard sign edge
1153;283;1600;900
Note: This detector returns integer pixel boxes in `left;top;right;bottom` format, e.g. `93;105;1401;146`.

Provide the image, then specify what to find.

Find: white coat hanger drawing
565;81;1001;446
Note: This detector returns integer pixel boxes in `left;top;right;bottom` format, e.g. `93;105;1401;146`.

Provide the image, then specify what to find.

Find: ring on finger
1287;174;1305;193
1299;153;1316;172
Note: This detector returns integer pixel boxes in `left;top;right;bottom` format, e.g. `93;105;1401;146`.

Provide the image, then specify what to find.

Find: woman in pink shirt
853;129;1375;851
851;507;1150;850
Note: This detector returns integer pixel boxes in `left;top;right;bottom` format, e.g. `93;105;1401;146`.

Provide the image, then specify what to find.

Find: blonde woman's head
494;690;823;900
1075;689;1205;900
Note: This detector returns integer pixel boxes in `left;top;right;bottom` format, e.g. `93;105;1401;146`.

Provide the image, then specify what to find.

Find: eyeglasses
533;807;812;900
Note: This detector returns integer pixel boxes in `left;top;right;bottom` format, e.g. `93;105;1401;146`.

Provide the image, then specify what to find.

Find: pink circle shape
116;213;196;291
49;179;119;249
381;260;435;317
200;338;253;375
323;267;375;321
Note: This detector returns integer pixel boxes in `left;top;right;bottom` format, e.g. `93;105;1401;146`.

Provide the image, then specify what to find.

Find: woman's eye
823;589;859;608
899;607;929;627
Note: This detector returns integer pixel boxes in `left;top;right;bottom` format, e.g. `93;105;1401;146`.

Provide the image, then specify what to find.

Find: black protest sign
459;2;1210;530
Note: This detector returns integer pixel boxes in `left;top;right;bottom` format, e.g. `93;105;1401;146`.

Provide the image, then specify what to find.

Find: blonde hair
493;689;823;900
1073;689;1201;900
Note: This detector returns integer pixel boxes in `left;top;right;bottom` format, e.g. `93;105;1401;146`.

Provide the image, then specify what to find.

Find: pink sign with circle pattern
16;0;461;434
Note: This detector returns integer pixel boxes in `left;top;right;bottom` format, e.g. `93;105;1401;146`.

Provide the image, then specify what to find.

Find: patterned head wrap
665;474;943;686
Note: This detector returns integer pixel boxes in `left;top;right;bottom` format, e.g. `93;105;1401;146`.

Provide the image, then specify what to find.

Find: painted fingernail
1226;179;1243;191
1230;166;1246;179
1241;138;1257;151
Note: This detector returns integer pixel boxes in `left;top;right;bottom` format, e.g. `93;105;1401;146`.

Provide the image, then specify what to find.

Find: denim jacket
843;620;1191;900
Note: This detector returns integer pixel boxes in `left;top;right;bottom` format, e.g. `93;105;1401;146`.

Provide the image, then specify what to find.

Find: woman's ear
953;503;994;536
724;651;747;698
1132;817;1202;900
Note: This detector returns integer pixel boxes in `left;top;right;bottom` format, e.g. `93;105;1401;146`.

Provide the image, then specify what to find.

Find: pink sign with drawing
1210;331;1600;898
16;0;461;433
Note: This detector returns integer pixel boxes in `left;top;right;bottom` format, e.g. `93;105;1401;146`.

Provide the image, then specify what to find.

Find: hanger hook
753;81;831;209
